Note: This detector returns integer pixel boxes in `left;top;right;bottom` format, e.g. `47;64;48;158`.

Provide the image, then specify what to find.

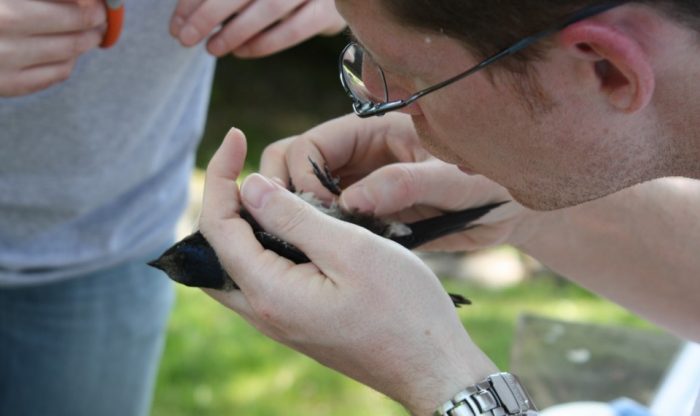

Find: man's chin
509;187;618;212
513;197;568;212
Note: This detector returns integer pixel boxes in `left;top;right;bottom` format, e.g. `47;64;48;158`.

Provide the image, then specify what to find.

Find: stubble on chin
508;171;655;212
508;188;569;211
410;114;646;212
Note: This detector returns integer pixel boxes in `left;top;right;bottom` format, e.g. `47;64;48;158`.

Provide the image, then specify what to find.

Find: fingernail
180;25;199;46
241;174;277;209
171;16;185;35
209;38;226;57
270;177;286;187
340;185;375;213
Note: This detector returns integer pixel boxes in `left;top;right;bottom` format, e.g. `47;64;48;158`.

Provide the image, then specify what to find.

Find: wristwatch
434;372;538;416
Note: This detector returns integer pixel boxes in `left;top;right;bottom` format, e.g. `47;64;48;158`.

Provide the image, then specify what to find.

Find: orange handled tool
100;0;124;48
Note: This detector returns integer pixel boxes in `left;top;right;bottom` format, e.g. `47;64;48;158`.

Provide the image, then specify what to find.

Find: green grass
152;275;656;416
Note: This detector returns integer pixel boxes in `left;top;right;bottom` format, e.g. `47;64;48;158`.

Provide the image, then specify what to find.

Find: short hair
380;1;700;72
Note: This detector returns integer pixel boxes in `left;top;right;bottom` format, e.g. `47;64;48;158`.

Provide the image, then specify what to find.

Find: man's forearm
517;177;700;342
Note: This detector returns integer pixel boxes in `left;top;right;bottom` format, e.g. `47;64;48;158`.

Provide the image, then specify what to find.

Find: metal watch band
434;372;538;416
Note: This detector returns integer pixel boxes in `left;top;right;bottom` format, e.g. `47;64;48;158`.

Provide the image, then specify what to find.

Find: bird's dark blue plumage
148;231;234;290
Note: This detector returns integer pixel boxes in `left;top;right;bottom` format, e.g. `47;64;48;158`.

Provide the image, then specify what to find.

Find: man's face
336;0;658;210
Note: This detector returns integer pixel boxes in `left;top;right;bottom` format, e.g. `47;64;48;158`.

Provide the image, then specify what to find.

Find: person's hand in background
0;0;106;97
170;0;345;58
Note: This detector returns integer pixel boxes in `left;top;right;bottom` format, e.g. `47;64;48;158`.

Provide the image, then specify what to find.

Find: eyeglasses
339;1;627;118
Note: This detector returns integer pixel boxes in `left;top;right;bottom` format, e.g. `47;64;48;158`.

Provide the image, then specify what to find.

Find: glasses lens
340;43;387;106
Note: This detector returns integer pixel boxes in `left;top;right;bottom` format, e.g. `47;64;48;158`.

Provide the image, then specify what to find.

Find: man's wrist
400;344;499;416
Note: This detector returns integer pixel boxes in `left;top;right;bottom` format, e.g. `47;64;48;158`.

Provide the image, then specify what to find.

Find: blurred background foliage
153;278;661;416
151;34;672;415
195;34;349;171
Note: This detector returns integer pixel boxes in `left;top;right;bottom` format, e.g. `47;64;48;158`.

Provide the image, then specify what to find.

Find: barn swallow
149;159;507;307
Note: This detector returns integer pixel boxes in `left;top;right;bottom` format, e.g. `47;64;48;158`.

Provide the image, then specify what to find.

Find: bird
148;159;507;307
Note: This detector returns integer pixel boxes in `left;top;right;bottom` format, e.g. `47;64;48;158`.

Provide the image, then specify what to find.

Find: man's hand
199;128;498;415
170;0;345;58
0;0;106;97
260;113;538;252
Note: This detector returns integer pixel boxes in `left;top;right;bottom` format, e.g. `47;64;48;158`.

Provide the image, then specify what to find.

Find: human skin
200;130;500;416
199;1;700;414
170;0;345;57
260;115;700;341
0;0;106;97
0;0;343;97
332;1;699;211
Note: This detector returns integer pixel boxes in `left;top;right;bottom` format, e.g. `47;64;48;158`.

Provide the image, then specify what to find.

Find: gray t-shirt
0;0;215;285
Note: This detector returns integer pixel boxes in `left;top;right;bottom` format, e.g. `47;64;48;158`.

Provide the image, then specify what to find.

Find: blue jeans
0;248;175;416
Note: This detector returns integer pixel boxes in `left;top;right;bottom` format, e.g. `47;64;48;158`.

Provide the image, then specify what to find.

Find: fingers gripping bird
149;159;507;307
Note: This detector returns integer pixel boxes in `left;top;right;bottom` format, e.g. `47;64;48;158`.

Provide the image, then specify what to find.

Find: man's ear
557;21;655;113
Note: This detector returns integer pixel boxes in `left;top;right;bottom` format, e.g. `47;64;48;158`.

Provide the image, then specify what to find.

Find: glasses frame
339;1;627;118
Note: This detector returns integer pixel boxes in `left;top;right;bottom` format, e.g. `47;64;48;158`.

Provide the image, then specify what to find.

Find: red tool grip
100;5;124;48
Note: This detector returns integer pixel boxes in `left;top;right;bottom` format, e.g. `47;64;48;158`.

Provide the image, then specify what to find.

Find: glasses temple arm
404;0;628;105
